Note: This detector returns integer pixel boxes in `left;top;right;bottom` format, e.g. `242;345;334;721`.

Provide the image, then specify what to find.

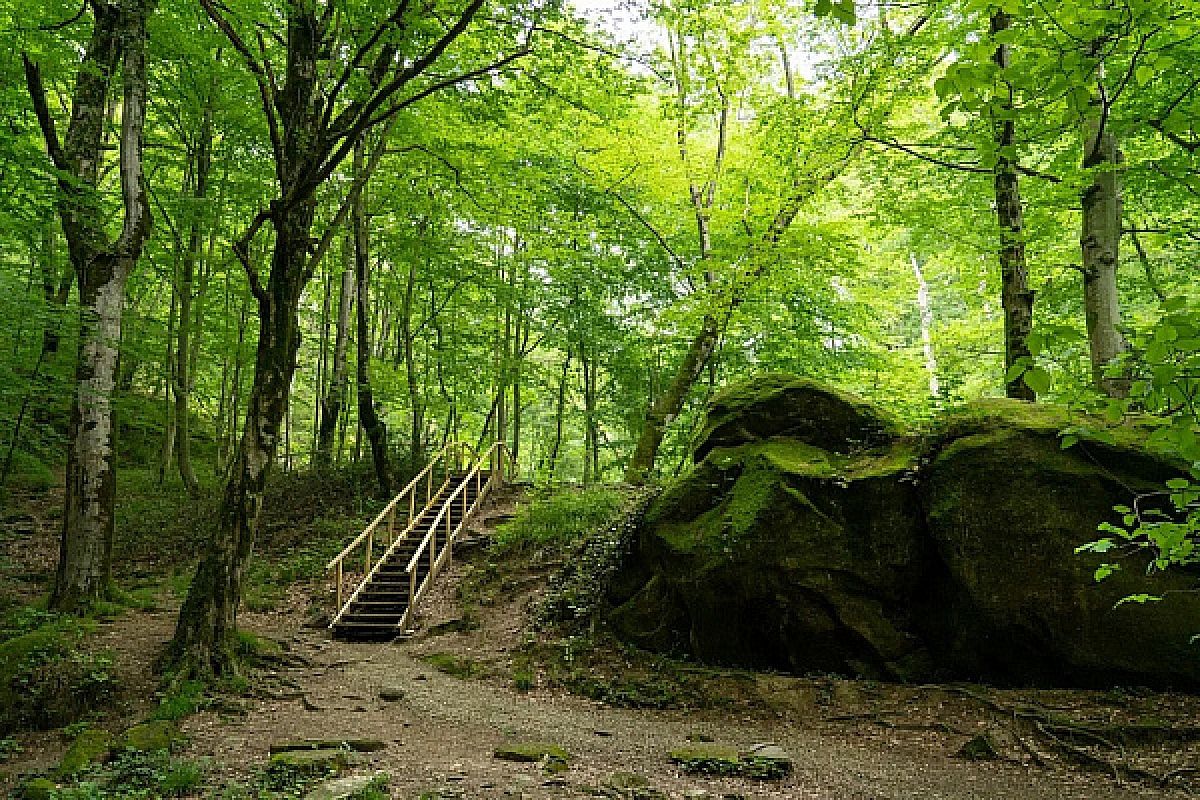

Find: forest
2;0;1200;797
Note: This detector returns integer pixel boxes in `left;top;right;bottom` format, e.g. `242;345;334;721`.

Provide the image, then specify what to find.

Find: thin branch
21;55;67;171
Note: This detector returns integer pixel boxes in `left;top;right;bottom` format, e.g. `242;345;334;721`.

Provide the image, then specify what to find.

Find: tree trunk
172;206;313;675
174;104;213;495
353;139;390;495
159;283;177;485
990;11;1036;401
546;349;570;480
24;0;153;612
401;258;423;474
910;253;940;397
315;232;354;467
625;317;719;484
1080;74;1129;397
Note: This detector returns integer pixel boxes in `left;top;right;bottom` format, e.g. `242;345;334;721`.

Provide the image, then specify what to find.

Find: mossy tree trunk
990;11;1036;402
24;0;154;612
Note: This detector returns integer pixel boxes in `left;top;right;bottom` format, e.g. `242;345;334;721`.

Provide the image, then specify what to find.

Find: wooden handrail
398;441;514;629
326;440;473;618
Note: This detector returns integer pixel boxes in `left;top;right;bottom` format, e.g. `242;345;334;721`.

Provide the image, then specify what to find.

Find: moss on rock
493;742;569;763
613;374;1200;687
117;720;180;753
695;373;901;461
56;728;112;777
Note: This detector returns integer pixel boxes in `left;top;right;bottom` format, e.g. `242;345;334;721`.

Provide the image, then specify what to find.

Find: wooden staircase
327;442;512;642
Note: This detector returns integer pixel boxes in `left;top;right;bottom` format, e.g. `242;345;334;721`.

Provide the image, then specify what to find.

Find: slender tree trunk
625;317;719;483
352;139;390;495
546;348;571;480
316;233;354;467
23;0;153;611
401;258;423;474
990;11;1036;401
1130;230;1166;303
910;253;940;397
174;105;213;495
159;283;177;485
1080;67;1129;397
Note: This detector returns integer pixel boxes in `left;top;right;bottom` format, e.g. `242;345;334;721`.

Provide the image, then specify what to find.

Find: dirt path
178;622;1182;799
3;488;1194;799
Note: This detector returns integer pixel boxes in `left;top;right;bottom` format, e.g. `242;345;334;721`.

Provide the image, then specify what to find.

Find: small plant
152;679;209;721
423;652;482;679
0;735;21;760
512;667;535;692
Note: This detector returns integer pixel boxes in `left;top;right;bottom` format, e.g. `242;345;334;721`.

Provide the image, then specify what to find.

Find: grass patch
493;487;626;553
423;652;483;680
151;679;209;721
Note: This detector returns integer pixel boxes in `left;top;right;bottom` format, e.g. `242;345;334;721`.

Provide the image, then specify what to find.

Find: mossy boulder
695;373;901;461
614;438;931;679
921;405;1200;685
0;627;72;734
117;720;180;753
614;377;1200;687
56;728;112;777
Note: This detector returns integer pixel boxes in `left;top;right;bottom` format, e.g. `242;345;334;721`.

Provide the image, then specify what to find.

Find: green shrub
0;622;117;734
152;679;208;721
494;487;625;552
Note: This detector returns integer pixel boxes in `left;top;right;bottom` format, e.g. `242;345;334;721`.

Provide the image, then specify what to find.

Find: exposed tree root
903;684;1200;788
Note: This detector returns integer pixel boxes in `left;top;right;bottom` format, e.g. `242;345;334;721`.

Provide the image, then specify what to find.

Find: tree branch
21;55;68;171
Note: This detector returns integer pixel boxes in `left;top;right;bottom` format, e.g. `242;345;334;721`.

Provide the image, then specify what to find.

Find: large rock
613;438;931;679
921;401;1200;685
612;378;1200;686
695;373;901;461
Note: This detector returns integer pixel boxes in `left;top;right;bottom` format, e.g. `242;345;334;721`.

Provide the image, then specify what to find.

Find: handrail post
430;525;437;577
386;509;394;546
365;530;373;576
408;568;416;626
409;490;415;525
336;561;343;613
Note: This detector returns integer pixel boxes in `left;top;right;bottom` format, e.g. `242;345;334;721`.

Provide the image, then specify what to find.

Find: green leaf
1115;594;1163;607
1094;563;1120;581
1023;366;1051;395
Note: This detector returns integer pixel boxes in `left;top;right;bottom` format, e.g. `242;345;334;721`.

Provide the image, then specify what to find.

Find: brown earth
3;488;1200;798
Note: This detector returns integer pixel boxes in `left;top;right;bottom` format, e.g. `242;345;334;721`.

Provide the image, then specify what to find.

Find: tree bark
1080;67;1129;397
25;0;153;612
990;11;1036;401
315;232;354;467
352;139;391;495
174;103;214;495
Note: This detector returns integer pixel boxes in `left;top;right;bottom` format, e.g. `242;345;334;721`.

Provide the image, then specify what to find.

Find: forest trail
180;595;1187;799
4;483;1198;798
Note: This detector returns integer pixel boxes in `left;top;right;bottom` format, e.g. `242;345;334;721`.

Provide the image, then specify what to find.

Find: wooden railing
399;440;515;630
326;440;474;621
326;440;515;631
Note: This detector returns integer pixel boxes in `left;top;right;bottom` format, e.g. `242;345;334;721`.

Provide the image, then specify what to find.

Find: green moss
56;728;112;777
18;777;56;800
269;748;349;774
932;398;1167;454
668;743;740;775
493;742;569;763
423;652;482;679
117;720;180;753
